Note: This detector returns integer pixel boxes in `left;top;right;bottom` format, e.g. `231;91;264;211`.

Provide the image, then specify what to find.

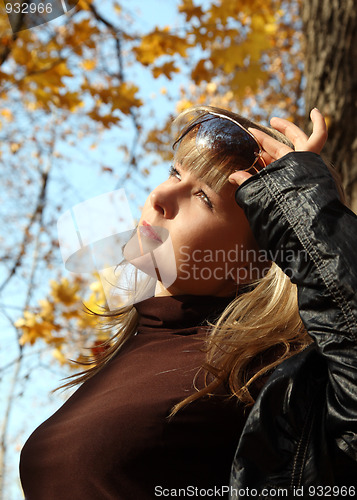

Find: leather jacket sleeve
230;152;357;494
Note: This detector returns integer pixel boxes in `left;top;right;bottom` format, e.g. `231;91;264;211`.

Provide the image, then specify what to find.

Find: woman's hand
229;108;328;187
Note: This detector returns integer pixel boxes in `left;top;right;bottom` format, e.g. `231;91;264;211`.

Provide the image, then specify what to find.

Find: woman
19;106;357;498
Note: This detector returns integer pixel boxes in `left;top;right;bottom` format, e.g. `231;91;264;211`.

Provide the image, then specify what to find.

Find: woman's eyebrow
174;159;224;196
177;163;214;189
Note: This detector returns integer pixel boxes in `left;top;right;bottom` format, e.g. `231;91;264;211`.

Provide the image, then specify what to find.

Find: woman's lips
139;221;163;243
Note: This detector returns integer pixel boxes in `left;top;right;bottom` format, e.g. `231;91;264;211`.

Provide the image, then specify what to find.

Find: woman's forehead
174;147;234;194
174;158;238;205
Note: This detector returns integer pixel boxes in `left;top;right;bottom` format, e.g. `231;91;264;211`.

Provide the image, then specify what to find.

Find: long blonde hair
59;105;343;414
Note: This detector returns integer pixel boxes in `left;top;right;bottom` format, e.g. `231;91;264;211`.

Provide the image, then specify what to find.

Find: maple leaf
152;61;180;80
38;299;55;323
134;27;191;65
88;110;120;128
81;59;96;71
15;311;60;346
52;347;68;365
191;59;213;84
179;0;204;21
50;278;81;306
111;83;143;114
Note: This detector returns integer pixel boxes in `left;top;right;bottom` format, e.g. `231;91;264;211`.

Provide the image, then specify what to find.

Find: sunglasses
174;111;266;173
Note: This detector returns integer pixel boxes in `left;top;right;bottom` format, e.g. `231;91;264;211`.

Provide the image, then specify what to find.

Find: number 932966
5;2;53;14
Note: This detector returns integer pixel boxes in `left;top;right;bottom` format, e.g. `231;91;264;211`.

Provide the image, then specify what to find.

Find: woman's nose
150;183;178;219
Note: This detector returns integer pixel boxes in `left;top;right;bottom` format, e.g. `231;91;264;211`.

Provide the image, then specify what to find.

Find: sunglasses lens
195;117;259;171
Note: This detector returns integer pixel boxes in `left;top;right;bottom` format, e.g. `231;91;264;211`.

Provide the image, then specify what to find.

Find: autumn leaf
81;59;96;71
26;61;73;89
191;59;213;84
152;61;180;80
133;27;191;65
179;0;204;21
38;299;55;323
10;142;20;153
50;277;81;306
110;83;143;114
15;311;60;346
88;110;121;128
52;347;68;365
0;109;13;121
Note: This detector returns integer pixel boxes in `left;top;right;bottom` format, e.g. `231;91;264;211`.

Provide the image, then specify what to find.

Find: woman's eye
197;190;213;210
168;166;181;179
168;165;213;210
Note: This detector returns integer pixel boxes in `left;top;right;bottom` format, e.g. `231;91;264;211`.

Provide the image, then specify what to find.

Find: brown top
20;294;249;500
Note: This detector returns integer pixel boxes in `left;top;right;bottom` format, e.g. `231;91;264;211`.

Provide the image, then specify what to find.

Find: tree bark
302;0;357;212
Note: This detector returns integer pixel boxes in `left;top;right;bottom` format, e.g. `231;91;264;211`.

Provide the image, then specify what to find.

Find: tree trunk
302;0;357;212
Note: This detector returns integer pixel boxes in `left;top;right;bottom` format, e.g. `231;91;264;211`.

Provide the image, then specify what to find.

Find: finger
269;117;309;150
249;128;293;161
305;108;328;153
260;151;276;166
229;171;252;186
270;109;328;154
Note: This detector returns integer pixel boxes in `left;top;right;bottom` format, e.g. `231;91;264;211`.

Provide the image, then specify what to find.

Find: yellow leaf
39;299;55;322
12;44;30;66
176;99;194;113
52;347;67;365
26;61;73;90
64;18;100;53
134;27;191;65
86;292;105;312
59;91;83;112
152;61;180;80
81;59;96;71
206;82;217;93
265;22;277;35
77;0;92;9
55;61;73;77
230;62;268;96
111;83;143;114
62;308;81;320
179;0;204;21
191;59;213;84
16;311;57;346
88;110;120;128
10;142;20;153
1;109;13;121
50;277;80;306
15;311;37;330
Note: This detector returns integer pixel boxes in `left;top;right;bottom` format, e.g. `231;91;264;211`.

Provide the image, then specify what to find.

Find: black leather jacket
230;152;357;499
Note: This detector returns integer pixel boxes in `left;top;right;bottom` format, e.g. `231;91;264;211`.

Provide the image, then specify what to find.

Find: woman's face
137;161;262;297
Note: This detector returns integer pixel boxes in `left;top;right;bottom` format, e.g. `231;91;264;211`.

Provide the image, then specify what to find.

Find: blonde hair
59;105;344;414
